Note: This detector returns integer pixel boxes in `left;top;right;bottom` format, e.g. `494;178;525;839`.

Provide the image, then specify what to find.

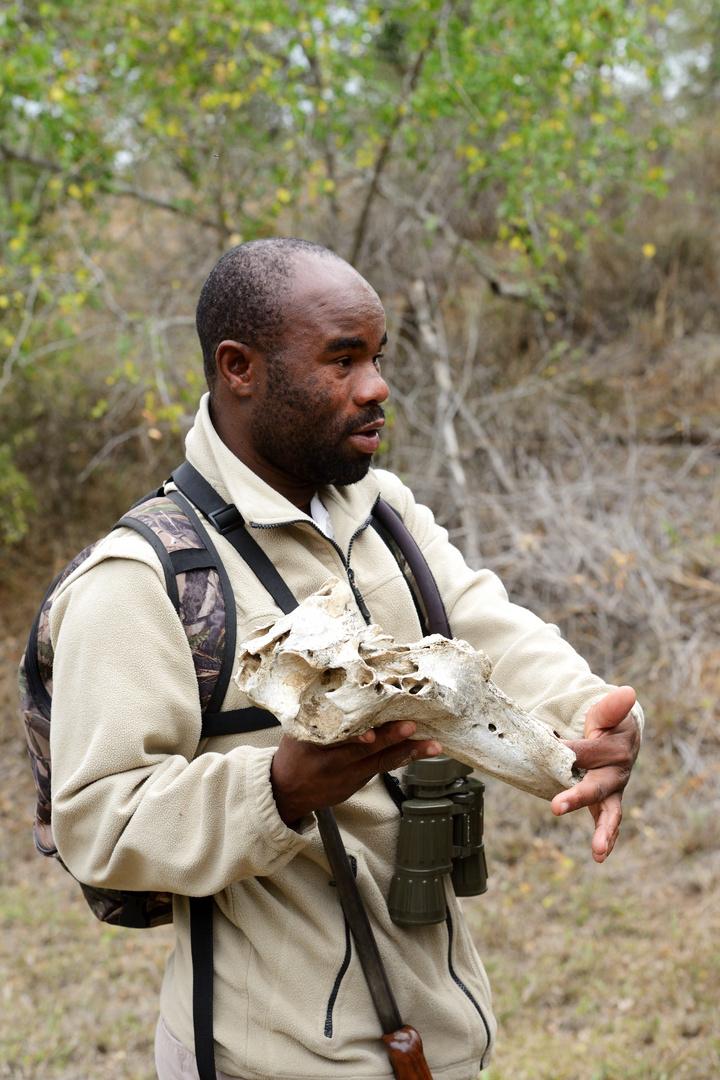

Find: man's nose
354;363;389;405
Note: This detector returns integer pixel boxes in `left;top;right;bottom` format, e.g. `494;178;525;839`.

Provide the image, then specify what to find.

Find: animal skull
235;577;582;801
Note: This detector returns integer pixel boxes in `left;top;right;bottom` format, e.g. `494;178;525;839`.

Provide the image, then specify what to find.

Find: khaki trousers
154;1016;243;1080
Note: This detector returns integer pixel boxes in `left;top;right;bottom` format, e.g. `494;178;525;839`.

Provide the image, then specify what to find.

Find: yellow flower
642;243;656;259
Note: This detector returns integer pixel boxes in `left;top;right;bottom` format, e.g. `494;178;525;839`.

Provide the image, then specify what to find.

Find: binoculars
388;755;488;926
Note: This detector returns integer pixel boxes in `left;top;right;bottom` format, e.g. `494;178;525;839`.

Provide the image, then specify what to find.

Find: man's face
249;257;390;489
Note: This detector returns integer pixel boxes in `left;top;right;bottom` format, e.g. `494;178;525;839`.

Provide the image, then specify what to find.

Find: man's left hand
550;685;640;863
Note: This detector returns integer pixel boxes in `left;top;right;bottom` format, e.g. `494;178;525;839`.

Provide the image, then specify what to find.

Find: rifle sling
316;806;403;1036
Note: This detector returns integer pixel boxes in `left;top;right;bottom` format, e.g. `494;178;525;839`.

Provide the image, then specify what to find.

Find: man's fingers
357;720;417;749
551;765;628;817
270;722;443;824
370;738;442;775
588;795;623;863
562;731;636;772
334;720;443;790
551;778;624;863
355;721;442;768
550;687;640;863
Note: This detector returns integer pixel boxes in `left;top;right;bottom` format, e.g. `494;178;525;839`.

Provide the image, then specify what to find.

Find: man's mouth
347;418;385;454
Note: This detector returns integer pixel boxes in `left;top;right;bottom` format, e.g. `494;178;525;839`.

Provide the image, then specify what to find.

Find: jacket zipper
445;906;492;1068
324;854;357;1038
324;917;352;1038
345;565;371;623
250;504;378;626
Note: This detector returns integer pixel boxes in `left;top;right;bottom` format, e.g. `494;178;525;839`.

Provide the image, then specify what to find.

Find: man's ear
215;340;262;398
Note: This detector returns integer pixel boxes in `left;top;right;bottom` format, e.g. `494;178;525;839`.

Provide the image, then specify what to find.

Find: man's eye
374;354;384;370
335;356;352;367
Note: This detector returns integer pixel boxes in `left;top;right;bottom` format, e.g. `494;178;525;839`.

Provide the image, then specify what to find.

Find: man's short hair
196;238;344;389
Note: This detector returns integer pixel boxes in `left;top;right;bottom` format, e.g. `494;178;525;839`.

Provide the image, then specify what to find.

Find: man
50;238;641;1080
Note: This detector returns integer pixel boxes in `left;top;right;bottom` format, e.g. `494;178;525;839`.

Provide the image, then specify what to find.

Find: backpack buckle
208;504;244;535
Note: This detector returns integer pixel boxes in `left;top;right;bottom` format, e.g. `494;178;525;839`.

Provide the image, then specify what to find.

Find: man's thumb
586;685;636;736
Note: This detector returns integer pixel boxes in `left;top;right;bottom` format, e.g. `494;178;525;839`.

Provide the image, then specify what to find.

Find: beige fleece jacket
49;395;642;1080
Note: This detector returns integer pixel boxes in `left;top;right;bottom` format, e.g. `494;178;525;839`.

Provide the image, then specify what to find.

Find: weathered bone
235;577;582;801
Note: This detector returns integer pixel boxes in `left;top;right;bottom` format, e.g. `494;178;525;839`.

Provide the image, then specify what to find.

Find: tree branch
63;219;134;327
410;278;481;566
77;424;146;484
349;33;436;266
111;184;227;233
0;142;227;233
302;45;340;221
0;278;41;401
374;173;530;298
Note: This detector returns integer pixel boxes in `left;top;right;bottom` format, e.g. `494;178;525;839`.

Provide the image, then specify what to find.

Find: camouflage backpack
17;482;249;927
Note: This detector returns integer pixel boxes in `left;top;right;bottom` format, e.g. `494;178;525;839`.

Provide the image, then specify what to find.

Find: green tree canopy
0;0;668;539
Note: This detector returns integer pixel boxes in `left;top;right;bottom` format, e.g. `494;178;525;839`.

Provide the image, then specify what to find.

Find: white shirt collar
309;493;335;540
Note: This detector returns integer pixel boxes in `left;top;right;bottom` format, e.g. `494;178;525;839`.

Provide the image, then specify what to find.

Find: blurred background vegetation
1;1;719;1077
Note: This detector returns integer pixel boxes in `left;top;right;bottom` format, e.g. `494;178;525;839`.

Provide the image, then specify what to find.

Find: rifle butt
382;1025;434;1080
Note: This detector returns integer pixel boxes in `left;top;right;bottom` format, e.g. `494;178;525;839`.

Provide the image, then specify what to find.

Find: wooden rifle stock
316;807;435;1080
382;1025;434;1080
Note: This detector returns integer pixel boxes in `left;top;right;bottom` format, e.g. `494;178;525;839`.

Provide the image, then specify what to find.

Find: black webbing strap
201;706;280;738
163;489;239;720
116;515;181;613
172;461;298;616
370;516;429;638
169;548;219;574
382;771;406;812
189;895;216;1080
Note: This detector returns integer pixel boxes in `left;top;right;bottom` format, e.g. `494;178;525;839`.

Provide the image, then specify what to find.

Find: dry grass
1;632;174;1080
474;764;720;1080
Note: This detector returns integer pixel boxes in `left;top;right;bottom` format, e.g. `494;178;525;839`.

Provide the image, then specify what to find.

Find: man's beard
250;358;385;487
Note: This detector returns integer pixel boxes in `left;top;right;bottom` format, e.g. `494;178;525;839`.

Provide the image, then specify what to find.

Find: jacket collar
184;394;381;551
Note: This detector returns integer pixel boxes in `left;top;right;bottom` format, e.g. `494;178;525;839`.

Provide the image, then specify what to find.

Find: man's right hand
270;721;442;825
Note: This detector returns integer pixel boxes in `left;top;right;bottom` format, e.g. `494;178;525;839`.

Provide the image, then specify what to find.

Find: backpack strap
115;507;183;611
172;461;298;615
170;462;298;740
190;895;217;1080
115;495;238;724
162;490;237;721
